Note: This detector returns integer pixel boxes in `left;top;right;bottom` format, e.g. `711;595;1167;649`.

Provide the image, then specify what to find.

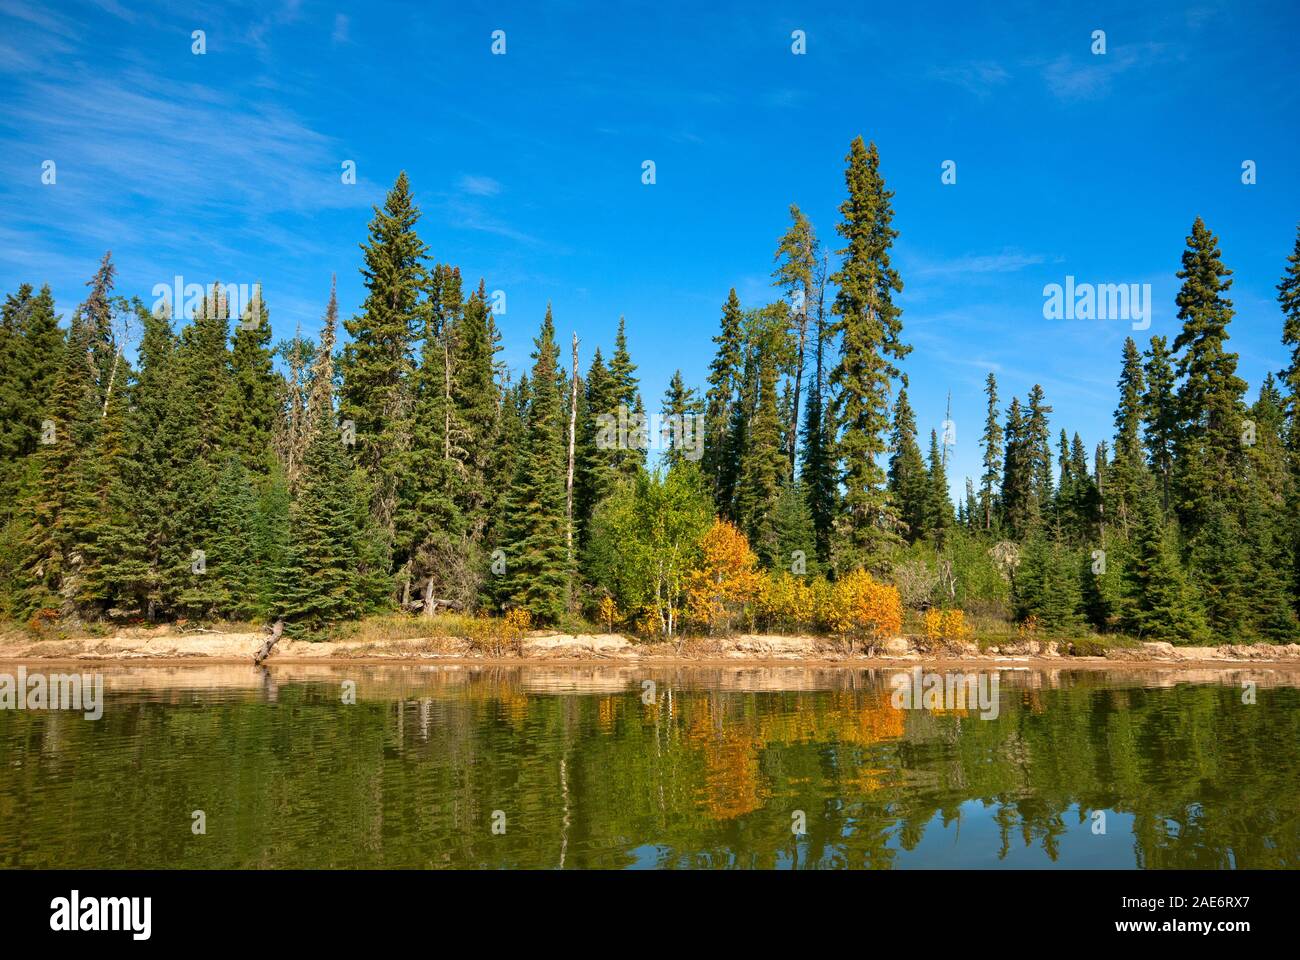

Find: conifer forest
3;140;1300;648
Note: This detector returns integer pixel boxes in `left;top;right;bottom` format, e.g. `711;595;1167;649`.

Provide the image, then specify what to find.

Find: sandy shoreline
2;629;1299;670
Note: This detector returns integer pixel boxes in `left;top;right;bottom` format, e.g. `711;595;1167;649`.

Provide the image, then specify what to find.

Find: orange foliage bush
685;520;763;633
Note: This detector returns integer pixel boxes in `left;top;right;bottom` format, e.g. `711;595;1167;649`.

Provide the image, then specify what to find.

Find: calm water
0;663;1296;869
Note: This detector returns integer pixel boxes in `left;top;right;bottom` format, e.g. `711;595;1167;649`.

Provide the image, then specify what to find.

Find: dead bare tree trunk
253;619;285;666
566;332;579;608
787;283;808;473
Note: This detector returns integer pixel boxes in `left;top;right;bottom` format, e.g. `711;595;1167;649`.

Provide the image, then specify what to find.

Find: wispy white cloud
1040;43;1167;101
931;60;1011;97
458;174;502;197
910;250;1051;278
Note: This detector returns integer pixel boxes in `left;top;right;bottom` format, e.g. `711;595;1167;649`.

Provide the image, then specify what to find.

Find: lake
1;662;1296;869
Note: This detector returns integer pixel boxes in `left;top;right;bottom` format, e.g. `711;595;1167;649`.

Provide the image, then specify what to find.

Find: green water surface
0;664;1295;869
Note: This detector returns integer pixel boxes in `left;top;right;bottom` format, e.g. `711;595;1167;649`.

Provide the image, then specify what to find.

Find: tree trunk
566;333;579;606
253;620;285;665
787;284;808;472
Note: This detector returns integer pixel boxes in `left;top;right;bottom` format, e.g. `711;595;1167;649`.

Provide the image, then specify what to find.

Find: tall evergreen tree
1025;384;1054;527
1141;335;1178;518
772;204;818;470
1171;217;1247;534
827;137;910;571
575;349;617;552
454;279;502;536
924;428;953;542
223;286;281;475
607;316;645;478
886;387;927;541
702;289;745;513
734;309;788;563
799;296;836;569
1276;222;1300;446
1001;397;1032;539
0;285;62;499
501;307;570;622
18;305;99;616
1110;337;1148;538
277;287;370;635
1276;225;1300;616
979;372;1002;533
340;172;426;559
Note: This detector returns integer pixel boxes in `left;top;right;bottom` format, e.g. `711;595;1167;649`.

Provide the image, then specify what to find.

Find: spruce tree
1276;224;1300;619
130;303;182;620
771;479;820;577
703;289;745;510
979;372;1002;533
1119;491;1207;644
924;428;953;542
18;311;98;616
772;204;818;470
0;285;62;500
607;316;645;478
734;309;787;563
575;349;617;551
886;387;927;540
1001;397;1032;539
799;316;836;569
1111;337;1148;538
1141;335;1178;519
827;137;910;570
340;172;426;558
660;369;702;473
398;269;464;606
223;286;281;476
1025;384;1054;527
454;279;501;536
167;288;233;614
1013;536;1083;636
69;356;149;617
501;307;570;622
1171;217;1247;534
277;289;368;635
1276;222;1300;445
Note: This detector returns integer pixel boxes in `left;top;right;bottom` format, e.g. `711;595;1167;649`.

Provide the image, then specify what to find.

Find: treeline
2;139;1299;644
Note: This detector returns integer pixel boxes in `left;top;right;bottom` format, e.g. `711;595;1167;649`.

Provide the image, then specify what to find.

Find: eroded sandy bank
2;628;1299;670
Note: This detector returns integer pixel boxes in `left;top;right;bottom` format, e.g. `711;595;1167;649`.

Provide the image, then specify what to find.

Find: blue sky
1;0;1298;494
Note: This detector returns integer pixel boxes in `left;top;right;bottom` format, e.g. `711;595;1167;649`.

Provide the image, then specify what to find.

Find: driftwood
253;619;285;666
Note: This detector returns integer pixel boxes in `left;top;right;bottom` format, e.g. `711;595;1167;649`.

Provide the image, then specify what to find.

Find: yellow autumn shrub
824;570;903;648
924;607;970;645
596;594;619;632
757;572;814;631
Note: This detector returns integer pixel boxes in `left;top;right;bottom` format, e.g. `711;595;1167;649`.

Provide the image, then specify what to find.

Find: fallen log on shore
253;619;285;666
